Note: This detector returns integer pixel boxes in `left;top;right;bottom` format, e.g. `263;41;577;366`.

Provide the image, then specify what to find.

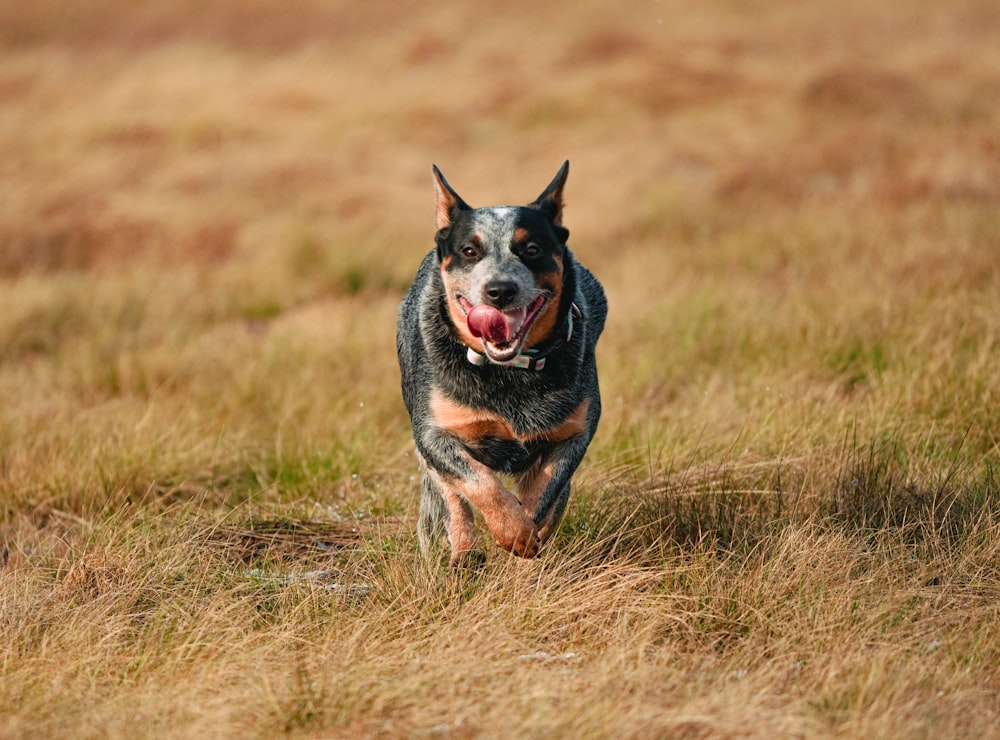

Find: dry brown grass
2;0;1000;737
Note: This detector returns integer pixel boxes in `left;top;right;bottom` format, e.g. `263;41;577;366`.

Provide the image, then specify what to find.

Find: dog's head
431;162;571;364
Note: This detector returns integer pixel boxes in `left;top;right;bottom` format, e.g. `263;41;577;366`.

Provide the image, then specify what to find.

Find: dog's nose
484;280;518;307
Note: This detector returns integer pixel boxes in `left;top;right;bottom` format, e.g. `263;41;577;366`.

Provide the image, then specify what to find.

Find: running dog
396;161;606;565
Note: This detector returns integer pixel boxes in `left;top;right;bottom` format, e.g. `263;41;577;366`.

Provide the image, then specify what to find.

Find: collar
466;303;579;371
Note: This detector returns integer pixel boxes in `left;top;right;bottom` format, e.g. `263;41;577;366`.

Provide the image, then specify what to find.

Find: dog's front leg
418;435;541;561
517;433;592;542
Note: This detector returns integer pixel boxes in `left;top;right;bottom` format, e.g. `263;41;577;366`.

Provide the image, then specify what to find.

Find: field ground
2;0;1000;737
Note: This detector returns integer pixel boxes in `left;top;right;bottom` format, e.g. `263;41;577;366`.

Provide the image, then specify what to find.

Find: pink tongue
467;305;513;343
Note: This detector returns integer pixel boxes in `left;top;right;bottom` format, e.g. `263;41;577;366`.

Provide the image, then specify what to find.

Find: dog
396;161;606;566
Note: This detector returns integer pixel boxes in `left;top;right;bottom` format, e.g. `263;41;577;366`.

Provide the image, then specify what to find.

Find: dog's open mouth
458;294;546;363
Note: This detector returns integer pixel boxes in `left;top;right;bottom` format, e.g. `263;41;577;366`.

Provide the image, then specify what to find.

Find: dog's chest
428;388;588;447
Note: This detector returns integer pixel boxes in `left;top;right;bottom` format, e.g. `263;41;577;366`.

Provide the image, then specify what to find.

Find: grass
2;0;1000;736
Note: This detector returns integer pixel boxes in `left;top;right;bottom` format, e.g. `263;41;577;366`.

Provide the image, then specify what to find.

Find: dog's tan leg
517;459;549;518
440;487;478;564
516;460;565;542
427;461;540;559
517;396;593;542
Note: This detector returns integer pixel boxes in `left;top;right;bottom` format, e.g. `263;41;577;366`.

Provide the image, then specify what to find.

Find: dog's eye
460;244;480;259
522;242;541;259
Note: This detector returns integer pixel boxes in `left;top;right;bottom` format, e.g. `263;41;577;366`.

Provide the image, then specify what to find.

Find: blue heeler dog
396;162;607;565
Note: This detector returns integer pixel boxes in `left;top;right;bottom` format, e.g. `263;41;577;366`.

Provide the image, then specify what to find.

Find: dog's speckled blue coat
396;162;607;563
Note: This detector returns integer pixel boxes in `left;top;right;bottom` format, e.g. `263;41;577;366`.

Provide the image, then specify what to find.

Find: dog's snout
484;279;518;307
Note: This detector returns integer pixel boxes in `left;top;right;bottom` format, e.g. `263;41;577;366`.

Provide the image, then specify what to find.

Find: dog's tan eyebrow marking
513;227;529;242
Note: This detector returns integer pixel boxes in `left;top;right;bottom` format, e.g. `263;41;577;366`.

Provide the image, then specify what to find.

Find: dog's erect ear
528;160;569;226
432;165;472;231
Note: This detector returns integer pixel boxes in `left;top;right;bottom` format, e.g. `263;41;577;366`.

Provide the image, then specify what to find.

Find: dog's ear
529;160;569;226
432;165;472;231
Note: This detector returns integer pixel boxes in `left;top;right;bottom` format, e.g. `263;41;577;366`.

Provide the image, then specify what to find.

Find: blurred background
5;0;998;278
2;0;999;505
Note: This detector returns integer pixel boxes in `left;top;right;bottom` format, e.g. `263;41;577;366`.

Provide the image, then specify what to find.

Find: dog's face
432;163;570;363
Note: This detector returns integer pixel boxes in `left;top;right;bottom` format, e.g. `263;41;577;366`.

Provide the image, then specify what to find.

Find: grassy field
2;0;1000;736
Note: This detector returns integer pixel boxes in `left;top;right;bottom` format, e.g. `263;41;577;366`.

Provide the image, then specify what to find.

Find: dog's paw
491;508;541;558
